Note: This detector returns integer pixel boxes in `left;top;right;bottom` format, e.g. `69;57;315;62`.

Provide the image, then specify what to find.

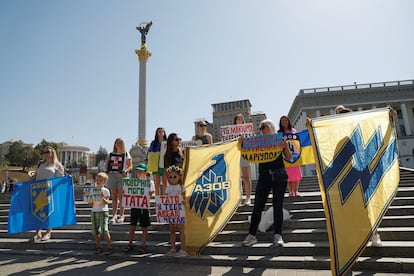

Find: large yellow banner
183;139;241;255
308;108;399;275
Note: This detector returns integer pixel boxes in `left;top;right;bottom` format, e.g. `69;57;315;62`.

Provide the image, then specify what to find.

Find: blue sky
1;0;413;153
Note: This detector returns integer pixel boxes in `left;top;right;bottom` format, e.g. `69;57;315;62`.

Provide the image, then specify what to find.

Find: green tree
35;139;59;155
95;146;108;166
5;141;40;171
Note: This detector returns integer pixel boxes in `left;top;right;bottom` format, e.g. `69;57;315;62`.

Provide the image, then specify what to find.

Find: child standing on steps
123;163;155;254
165;165;187;257
90;172;112;255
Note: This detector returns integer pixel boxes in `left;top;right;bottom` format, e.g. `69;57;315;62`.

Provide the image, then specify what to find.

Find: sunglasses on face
169;175;178;179
43;150;51;154
199;124;206;127
174;138;182;142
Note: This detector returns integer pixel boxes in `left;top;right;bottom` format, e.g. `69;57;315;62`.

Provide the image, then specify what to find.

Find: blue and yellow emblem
189;153;230;218
308;108;399;276
30;180;54;221
183;139;241;255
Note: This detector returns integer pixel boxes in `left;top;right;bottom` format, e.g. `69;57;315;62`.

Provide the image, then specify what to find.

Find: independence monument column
135;21;152;147
130;21;152;166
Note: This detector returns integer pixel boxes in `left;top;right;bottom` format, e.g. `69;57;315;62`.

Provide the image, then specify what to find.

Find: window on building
397;110;403;120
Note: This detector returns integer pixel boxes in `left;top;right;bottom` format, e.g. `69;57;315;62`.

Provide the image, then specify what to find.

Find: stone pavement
0;253;412;276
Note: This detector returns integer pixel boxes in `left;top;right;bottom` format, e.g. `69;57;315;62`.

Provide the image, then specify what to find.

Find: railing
300;79;414;94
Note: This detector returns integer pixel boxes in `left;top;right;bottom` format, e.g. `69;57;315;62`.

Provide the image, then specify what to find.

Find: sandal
116;216;125;223
41;233;51;241
95;247;103;254
104;248;113;255
137;246;147;254
123;244;134;252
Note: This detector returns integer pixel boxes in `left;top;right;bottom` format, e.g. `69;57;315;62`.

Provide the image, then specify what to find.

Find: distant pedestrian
90;172;112;255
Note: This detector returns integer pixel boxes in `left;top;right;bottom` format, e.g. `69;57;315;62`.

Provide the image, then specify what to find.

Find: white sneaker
175;249;187;257
242;234;257;247
166;248;176;256
244;198;251;206
274;234;284;246
372;233;382;247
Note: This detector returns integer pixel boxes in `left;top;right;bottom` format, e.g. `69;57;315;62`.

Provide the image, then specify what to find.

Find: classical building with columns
288;79;414;175
57;142;91;168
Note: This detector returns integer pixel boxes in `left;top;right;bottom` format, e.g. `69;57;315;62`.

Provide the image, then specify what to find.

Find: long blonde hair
112;137;126;153
43;146;60;165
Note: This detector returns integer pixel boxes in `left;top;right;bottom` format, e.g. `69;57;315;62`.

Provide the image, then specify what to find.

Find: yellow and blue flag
8;175;76;234
283;129;315;167
241;130;315;166
183;139;241;255
308;108;399;276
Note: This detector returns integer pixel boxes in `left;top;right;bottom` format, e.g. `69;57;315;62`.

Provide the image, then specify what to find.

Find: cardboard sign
122;178;151;209
83;187;102;203
155;195;186;224
241;134;284;163
221;123;254;141
181;140;201;148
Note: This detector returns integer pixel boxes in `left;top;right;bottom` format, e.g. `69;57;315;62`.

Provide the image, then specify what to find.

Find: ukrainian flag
308;108;399;275
283;129;315;167
183;139;241;255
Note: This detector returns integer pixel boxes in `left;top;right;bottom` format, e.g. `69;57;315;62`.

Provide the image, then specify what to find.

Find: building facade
58;142;91;168
288;79;414;174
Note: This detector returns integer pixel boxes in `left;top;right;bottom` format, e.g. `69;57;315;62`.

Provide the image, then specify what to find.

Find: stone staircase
0;168;413;273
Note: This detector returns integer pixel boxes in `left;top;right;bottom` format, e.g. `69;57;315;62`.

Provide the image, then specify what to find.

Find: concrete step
0;168;412;273
1;243;413;273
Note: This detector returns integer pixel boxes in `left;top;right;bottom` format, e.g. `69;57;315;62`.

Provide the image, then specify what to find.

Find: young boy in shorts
90;172;112;255
123;163;155;253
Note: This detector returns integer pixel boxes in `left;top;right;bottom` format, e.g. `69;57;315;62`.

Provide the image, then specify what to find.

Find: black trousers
249;168;288;235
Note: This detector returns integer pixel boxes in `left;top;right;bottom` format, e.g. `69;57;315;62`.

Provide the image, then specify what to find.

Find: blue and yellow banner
282;130;315;167
308;108;399;276
8;175;76;234
183;139;241;255
241;131;314;166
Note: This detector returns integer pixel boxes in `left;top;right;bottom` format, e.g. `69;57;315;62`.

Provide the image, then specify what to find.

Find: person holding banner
106;138;133;224
90;172;113;255
278;115;302;197
192;120;213;145
164;133;184;168
32;146;65;242
242;119;292;247
165;165;187;257
148;127;168;195
123;163;155;254
234;113;252;205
